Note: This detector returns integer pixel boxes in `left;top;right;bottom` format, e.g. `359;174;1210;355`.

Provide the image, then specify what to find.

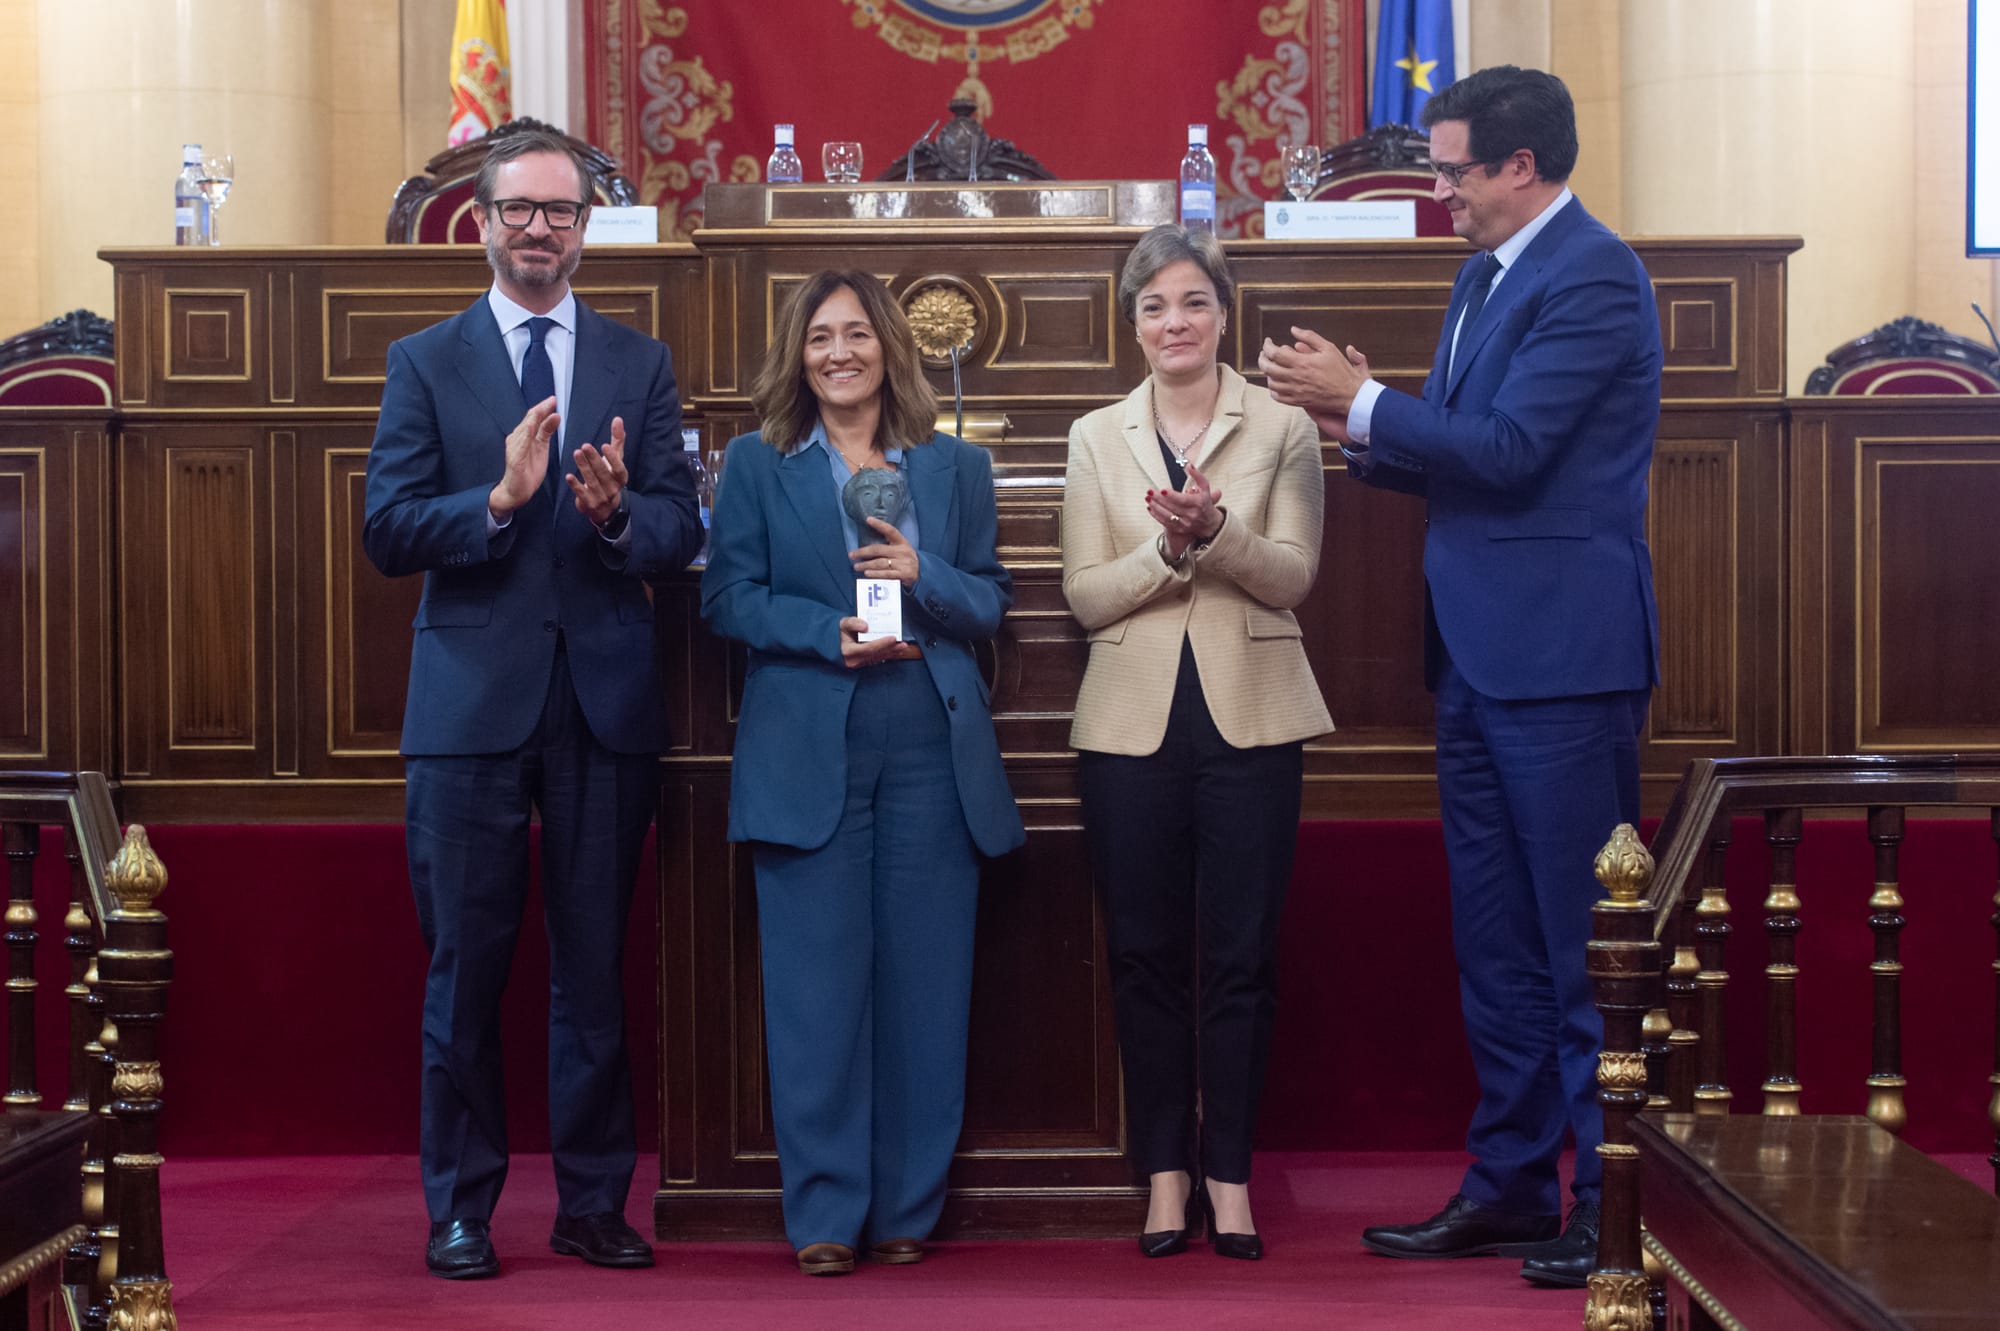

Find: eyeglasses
1431;158;1498;189
489;198;588;230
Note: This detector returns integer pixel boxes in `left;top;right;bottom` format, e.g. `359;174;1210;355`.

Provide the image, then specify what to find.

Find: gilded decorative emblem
112;1061;164;1101
107;824;168;915
1593;823;1653;905
841;0;1101;114
1597;1050;1647;1090
1583;1273;1652;1331
904;284;979;362
108;1278;178;1331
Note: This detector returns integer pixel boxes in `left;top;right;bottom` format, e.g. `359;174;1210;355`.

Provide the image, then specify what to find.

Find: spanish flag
447;0;510;147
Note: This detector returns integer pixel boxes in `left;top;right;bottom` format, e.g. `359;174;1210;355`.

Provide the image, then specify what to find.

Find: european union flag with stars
1370;0;1456;128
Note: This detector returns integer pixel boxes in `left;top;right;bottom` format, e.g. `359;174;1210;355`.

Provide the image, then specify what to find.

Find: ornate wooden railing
1582;755;2000;1330
1;771;175;1331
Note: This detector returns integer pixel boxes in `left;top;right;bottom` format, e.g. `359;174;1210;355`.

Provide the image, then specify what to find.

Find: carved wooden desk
0;1110;89;1331
1634;1114;2000;1329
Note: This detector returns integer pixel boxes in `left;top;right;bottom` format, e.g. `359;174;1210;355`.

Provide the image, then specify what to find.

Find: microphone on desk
950;343;965;441
904;119;940;183
1973;302;2000;358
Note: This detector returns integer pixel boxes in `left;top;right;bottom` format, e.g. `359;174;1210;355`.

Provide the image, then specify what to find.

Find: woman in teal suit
701;270;1024;1275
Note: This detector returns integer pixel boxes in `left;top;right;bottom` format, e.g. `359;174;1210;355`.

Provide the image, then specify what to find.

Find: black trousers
406;640;659;1222
1078;640;1303;1184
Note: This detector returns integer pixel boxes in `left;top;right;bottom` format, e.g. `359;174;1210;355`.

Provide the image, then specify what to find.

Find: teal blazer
700;430;1025;858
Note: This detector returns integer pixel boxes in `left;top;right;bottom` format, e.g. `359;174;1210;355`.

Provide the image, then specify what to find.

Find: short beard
485;230;579;292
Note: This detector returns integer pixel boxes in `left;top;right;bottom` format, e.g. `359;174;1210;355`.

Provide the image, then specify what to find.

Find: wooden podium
56;187;1813;1237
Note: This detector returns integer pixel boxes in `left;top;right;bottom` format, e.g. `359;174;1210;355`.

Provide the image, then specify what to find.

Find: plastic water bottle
767;125;803;185
1180;125;1217;234
175;144;209;245
683;427;713;561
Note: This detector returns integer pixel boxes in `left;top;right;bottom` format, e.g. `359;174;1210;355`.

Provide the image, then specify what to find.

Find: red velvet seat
1307;123;1454;237
386;116;639;244
1803;316;2000;395
0;309;114;408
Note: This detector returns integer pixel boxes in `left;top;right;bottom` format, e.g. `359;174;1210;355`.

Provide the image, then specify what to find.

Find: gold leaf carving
905;286;979;362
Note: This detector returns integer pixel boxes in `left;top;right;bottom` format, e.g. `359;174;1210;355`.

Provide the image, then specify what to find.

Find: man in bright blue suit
364;127;703;1280
1263;65;1660;1289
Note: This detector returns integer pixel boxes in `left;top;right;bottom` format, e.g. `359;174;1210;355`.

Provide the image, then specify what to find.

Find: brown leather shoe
868;1237;925;1265
796;1241;856;1275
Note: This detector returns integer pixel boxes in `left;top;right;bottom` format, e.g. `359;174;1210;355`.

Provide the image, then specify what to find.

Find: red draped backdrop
582;0;1367;239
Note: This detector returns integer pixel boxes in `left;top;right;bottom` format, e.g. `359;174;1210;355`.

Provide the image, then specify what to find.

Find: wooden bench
1634;1114;2000;1329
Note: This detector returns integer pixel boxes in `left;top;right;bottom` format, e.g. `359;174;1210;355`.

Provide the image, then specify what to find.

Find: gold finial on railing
1595;823;1653;906
105;825;167;917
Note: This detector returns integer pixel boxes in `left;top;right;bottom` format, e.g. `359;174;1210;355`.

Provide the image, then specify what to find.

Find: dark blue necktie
520;316;558;494
1450;252;1503;377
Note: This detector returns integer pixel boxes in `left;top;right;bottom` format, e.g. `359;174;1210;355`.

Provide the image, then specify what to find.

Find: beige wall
0;0;40;339
1913;0;1997;344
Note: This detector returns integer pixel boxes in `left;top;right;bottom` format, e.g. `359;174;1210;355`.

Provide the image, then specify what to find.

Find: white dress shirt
1346;186;1574;448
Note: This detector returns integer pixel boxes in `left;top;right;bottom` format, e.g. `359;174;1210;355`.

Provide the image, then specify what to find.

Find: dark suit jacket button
544;619;557;632
926;636;938;648
554;557;565;569
947;696;958;711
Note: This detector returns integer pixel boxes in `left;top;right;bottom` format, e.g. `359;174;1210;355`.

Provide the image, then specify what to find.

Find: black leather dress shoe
1360;1194;1559;1259
1138;1185;1204;1258
550;1212;656;1268
1519;1200;1600;1288
1199;1186;1263;1260
427;1218;498;1280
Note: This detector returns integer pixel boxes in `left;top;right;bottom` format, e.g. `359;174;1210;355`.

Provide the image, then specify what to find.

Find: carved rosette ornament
108;1278;178;1331
904;284;979;364
106;825;168;917
1594;822;1652;906
1583;1272;1652;1331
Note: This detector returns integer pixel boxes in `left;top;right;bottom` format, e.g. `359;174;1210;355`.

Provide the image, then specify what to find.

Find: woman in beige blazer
1063;224;1332;1261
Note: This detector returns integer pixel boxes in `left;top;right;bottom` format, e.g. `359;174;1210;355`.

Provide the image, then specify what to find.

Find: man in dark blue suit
364;127;703;1280
1262;66;1660;1289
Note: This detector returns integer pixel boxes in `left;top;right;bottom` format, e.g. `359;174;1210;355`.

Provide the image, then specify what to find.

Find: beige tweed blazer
1062;365;1334;756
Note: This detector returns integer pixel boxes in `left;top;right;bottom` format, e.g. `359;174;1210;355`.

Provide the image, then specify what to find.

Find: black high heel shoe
1138;1182;1205;1258
1201;1185;1264;1261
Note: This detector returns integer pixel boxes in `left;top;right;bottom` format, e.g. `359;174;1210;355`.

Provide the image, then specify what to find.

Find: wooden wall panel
0;443;44;759
1862;447;2000;745
165;445;258;747
1788;399;2000;755
305;434;420;771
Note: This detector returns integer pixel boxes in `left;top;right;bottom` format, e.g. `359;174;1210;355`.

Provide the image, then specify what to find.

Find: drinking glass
1281;142;1321;202
821;141;863;184
199;151;234;245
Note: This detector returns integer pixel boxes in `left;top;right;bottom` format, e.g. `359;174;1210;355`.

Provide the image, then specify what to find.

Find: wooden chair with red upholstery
1803;315;2000;394
385;115;639;244
0;310;115;408
1308;123;1454;236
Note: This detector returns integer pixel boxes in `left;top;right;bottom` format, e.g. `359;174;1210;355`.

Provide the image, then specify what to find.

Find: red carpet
170;1151;1596;1330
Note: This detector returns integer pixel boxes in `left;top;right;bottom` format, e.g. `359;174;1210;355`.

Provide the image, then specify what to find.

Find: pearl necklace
1153;404;1213;469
